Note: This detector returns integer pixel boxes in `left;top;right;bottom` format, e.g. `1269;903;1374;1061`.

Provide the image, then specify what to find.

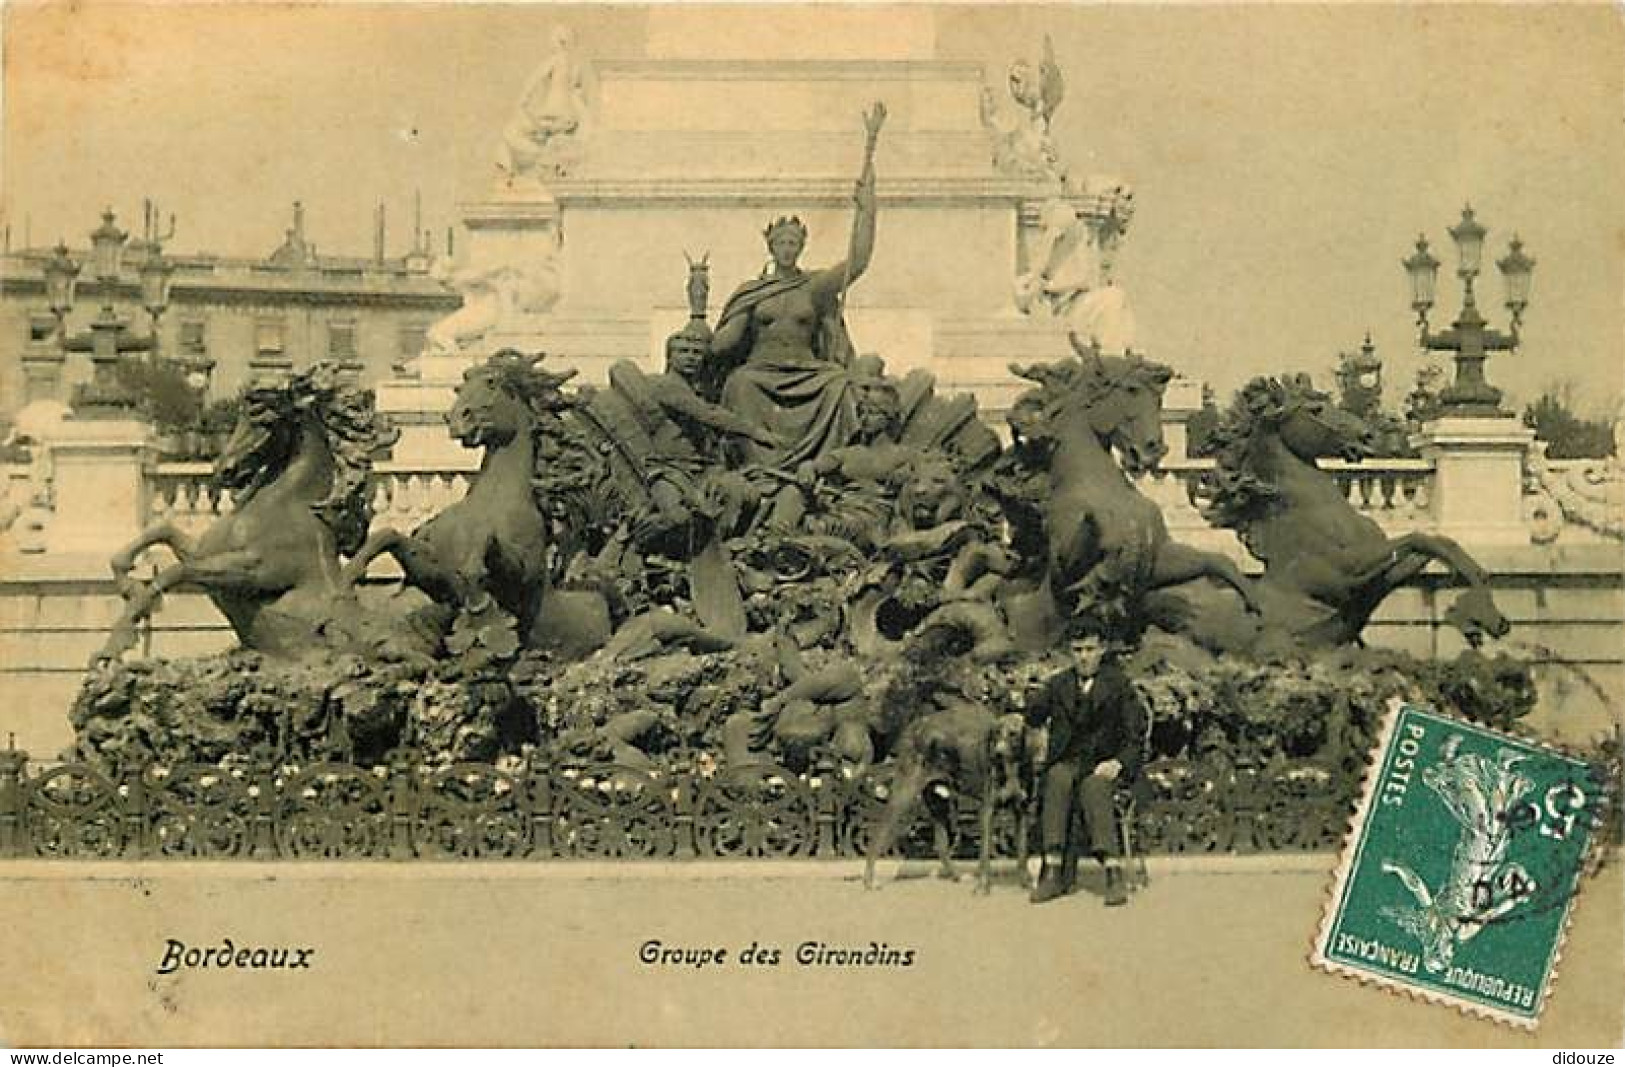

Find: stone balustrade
144;455;1463;540
1131;457;1439;537
144;460;478;539
1;404;1620;765
2;406;1613;557
5;428;1614;561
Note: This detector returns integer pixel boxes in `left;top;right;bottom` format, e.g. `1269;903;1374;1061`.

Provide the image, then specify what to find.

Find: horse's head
212;363;398;554
1240;375;1375;464
216;364;353;491
449;348;575;449
1009;335;1173;474
215;388;298;492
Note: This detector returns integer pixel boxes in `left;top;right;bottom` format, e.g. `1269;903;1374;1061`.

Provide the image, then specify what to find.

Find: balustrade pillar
39;416;155;558
1160;376;1205;461
20;346;66;406
1414;415;1536;545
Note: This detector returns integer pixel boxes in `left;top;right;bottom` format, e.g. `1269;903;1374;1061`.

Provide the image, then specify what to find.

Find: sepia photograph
0;1;1620;1048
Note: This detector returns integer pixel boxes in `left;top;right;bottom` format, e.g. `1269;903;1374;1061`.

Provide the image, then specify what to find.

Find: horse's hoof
973;882;992;897
936;867;961;882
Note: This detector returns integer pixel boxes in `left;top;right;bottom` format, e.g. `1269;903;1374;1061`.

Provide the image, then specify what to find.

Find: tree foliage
1524;383;1618;459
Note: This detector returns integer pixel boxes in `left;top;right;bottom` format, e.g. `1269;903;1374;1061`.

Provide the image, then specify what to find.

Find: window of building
178;320;207;356
327;321;357;362
397;323;428;360
27;313;56;344
255;319;286;357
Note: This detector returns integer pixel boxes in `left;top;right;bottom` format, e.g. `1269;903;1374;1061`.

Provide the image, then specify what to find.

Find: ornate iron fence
0;749;1358;861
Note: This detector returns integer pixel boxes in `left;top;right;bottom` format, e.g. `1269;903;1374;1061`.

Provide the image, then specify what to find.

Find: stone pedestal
376;352;486;469
383;8;1160;465
1415;415;1536;545
20;346;65;406
400;8;1089;452
1160;376;1205;461
42;416;154;557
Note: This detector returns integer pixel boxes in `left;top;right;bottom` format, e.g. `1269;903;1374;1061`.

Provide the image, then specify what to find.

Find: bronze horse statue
999;335;1259;648
341;350;596;648
100;364;403;664
1150;375;1510;654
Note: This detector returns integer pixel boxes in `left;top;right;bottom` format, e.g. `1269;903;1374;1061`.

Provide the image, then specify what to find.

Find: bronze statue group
80;105;1515;904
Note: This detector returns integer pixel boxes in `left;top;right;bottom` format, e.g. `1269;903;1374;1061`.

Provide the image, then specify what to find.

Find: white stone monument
380;8;1134;462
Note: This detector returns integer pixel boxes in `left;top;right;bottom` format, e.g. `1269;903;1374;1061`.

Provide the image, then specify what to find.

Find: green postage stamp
1312;702;1607;1028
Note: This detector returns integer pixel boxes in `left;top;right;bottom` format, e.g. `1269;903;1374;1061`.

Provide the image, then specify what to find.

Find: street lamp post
136;241;175;362
42;242;80;339
1403;205;1535;416
47;209;178;415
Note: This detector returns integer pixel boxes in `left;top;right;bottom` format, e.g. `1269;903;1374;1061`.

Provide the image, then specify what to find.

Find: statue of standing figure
711;101;888;470
496;25;591;185
1016;177;1138;357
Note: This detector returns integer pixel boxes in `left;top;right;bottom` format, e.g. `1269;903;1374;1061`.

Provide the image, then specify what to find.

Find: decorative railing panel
1323;459;1436;528
1137;457;1439;534
0;753;1363;861
149;452;1625;545
146;462;232;539
145;461;474;538
369;468;474;532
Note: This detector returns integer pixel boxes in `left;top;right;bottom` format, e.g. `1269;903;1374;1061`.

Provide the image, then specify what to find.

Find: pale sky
2;2;1621;410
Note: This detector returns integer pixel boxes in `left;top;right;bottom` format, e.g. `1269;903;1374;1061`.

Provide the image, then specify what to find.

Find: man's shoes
1030;863;1068;904
1103;863;1129;907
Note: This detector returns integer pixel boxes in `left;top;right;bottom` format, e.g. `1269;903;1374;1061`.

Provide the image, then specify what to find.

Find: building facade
0;204;460;424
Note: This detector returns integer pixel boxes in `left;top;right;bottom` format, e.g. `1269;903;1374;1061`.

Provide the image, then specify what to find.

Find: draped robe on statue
716;272;861;469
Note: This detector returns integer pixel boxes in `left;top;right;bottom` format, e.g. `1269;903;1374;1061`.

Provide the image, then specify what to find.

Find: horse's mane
1008;346;1173;435
1199;374;1323;533
218;363;398;555
479;348;577;421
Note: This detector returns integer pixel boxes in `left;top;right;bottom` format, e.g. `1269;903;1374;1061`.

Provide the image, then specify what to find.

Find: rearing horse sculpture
1150;375;1510;654
342;350;582;645
999;335;1260;647
100;364;400;663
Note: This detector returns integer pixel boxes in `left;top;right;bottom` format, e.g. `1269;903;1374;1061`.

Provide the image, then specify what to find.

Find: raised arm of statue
811;102;886;309
810;183;877;308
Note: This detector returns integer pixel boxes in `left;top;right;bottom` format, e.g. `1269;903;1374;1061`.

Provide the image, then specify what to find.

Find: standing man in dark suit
1023;641;1150;905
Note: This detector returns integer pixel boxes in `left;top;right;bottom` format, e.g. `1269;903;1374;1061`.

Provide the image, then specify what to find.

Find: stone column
1414;415;1536;545
41;415;155;558
1161;376;1205;461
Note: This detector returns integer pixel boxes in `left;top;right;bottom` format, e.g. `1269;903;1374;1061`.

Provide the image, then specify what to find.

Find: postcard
1;2;1620;1048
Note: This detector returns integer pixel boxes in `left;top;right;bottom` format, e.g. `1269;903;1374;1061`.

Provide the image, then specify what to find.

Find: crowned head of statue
762;216;809;275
